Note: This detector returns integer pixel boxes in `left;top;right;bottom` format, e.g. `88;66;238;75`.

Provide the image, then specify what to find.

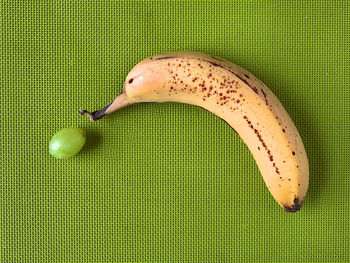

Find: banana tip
79;109;98;121
284;198;302;213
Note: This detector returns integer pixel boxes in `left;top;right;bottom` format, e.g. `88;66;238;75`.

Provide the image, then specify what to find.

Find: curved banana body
81;51;309;212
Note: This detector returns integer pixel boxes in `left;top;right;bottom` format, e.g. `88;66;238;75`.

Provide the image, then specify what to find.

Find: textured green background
1;1;349;262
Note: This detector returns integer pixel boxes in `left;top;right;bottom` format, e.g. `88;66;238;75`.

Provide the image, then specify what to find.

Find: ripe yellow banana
80;51;309;212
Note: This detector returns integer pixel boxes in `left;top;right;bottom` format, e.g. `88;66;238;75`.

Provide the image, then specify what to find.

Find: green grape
49;127;86;159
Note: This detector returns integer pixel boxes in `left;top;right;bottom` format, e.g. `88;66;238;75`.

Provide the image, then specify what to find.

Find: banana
80;51;309;212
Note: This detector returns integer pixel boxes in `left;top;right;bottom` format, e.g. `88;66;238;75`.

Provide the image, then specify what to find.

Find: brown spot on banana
80;51;309;212
154;56;174;60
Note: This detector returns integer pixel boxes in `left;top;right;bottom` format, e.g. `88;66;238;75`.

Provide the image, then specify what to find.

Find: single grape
49;127;86;159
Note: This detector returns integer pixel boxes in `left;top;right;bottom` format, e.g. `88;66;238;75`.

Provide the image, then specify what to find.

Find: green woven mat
1;1;349;262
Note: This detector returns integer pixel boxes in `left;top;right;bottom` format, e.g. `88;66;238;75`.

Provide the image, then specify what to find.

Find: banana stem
79;92;132;121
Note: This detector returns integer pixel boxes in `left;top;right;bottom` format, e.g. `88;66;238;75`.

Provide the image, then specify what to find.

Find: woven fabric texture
1;1;349;262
